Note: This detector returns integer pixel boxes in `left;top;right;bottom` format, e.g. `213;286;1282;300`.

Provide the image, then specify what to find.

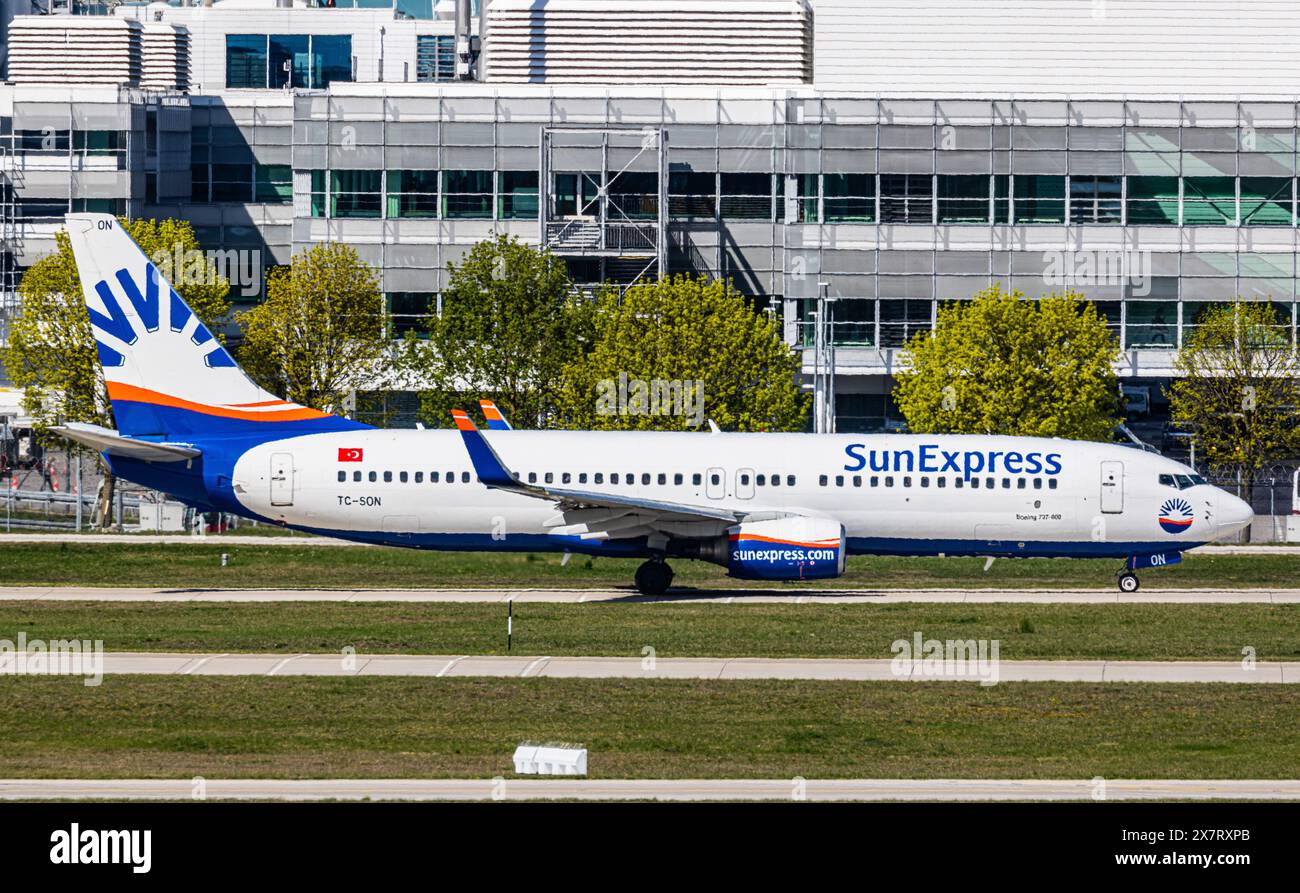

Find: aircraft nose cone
1215;492;1254;539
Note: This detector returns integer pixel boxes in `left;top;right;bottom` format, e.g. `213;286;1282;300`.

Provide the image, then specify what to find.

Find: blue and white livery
54;213;1253;594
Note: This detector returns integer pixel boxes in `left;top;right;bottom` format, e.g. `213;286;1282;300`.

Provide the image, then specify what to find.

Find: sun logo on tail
1158;497;1194;534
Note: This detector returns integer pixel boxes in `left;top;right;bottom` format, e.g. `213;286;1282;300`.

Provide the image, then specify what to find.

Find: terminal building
3;0;1300;436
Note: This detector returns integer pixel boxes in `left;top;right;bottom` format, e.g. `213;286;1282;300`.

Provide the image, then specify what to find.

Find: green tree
1169;301;1300;516
238;243;386;415
406;235;591;428
556;275;808;431
894;284;1120;440
1;218;230;526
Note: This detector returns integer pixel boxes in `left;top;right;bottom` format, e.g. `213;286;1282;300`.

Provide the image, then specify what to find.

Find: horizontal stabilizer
51;422;201;463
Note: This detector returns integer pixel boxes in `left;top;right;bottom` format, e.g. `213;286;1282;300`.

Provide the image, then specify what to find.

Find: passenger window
1017;478;1026;489
578;473;587;484
954;477;963;488
920;477;930;488
1048;479;1058;490
710;473;721;486
903;476;912;487
641;473;651;485
353;471;361;482
970;478;979;489
337;471;346;482
868;476;877;487
836;475;844;487
757;474;766;486
852;476;861;487
937;477;946;488
674;473;683;485
545;472;554;484
368;471;377;482
415;472;423;483
885;476;894;487
693;473;703;486
400;471;408;483
594;473;604;484
986;477;995;489
562;472;571;484
771;475;781;487
818;475;828;486
1033;478;1042;489
462;472;470;483
527;472;536;483
658;473;667;485
1001;478;1010;489
430;472;440;483
787;475;795;486
741;473;752;485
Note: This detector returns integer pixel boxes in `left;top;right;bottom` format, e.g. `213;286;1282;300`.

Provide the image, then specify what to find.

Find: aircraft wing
450;409;742;539
51;422;201;463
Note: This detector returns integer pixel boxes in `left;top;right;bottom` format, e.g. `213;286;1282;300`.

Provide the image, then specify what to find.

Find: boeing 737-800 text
51;214;1253;594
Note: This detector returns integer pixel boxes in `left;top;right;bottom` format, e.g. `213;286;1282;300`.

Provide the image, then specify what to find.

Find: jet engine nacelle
725;517;846;581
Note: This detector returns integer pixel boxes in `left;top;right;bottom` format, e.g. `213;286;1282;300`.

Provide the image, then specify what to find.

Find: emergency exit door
1100;460;1124;513
270;452;294;506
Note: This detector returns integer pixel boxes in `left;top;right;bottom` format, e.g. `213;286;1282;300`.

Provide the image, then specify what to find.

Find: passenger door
270;452;294;506
1100;460;1124;513
705;467;725;499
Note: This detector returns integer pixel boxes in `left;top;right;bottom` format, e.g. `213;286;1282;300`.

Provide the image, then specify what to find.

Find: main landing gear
1117;570;1141;593
634;559;674;596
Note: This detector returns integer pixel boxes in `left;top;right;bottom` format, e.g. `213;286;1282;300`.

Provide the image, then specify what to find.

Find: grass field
0;542;1295;589
0;677;1295;779
0;601;1296;660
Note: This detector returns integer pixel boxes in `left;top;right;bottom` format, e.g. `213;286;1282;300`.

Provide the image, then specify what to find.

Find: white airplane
53;213;1253;594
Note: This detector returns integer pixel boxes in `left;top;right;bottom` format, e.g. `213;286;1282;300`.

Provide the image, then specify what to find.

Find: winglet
450;409;517;488
479;399;512;430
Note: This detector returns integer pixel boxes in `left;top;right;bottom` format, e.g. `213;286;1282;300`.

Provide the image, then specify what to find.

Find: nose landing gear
1117;571;1140;593
634;559;674;596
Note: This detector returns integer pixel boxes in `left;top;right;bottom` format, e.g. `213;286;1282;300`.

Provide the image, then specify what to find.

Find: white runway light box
512;744;588;776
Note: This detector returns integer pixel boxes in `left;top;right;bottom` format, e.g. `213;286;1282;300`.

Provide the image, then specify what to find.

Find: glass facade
226;35;352;88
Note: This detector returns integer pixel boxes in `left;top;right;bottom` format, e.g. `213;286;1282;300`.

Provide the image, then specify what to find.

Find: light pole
812;281;837;433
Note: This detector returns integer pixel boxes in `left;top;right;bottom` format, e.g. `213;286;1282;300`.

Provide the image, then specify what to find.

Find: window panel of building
880;174;933;224
823;173;875;222
443;169;493;218
269;34;310;89
832;297;875;346
1182;176;1235;225
554;173;600;217
606;171;657;219
255;163;292;203
1126;176;1179;225
1125;301;1178;349
191;163;209;203
1013;175;1065;223
793;173;818;222
879;298;932;347
1069;175;1122;224
212;163;253;202
499;170;539;219
387;292;433;336
719;172;772;219
937;175;990;224
312;35;353;87
309;169;327;218
331;169;382;218
669;171;717;218
1240;177;1293;225
226;35;268;88
386;169;439;218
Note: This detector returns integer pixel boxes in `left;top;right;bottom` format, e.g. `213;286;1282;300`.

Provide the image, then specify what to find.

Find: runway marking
520;657;551;678
2;778;1298;802
436;656;467;678
267;654;309;676
179;654;227;675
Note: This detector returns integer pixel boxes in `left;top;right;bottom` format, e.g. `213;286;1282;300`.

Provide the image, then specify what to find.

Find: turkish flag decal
338;448;364;462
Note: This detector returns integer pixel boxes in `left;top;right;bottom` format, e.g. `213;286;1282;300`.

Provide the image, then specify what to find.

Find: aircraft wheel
634;560;673;596
1117;571;1140;593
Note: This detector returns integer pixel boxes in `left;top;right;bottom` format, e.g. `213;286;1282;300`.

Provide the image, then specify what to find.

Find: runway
3;585;1299;603
6;650;1296;682
1;777;1296;801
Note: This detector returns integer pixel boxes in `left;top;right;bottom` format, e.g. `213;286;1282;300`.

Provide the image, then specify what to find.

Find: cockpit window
1189;474;1207;486
1159;474;1176;487
1161;472;1203;490
1175;474;1194;489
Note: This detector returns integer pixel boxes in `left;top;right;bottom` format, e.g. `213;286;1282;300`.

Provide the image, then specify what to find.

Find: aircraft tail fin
64;214;366;440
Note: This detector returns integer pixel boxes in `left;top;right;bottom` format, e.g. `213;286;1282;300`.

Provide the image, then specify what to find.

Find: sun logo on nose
1158;497;1194;534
